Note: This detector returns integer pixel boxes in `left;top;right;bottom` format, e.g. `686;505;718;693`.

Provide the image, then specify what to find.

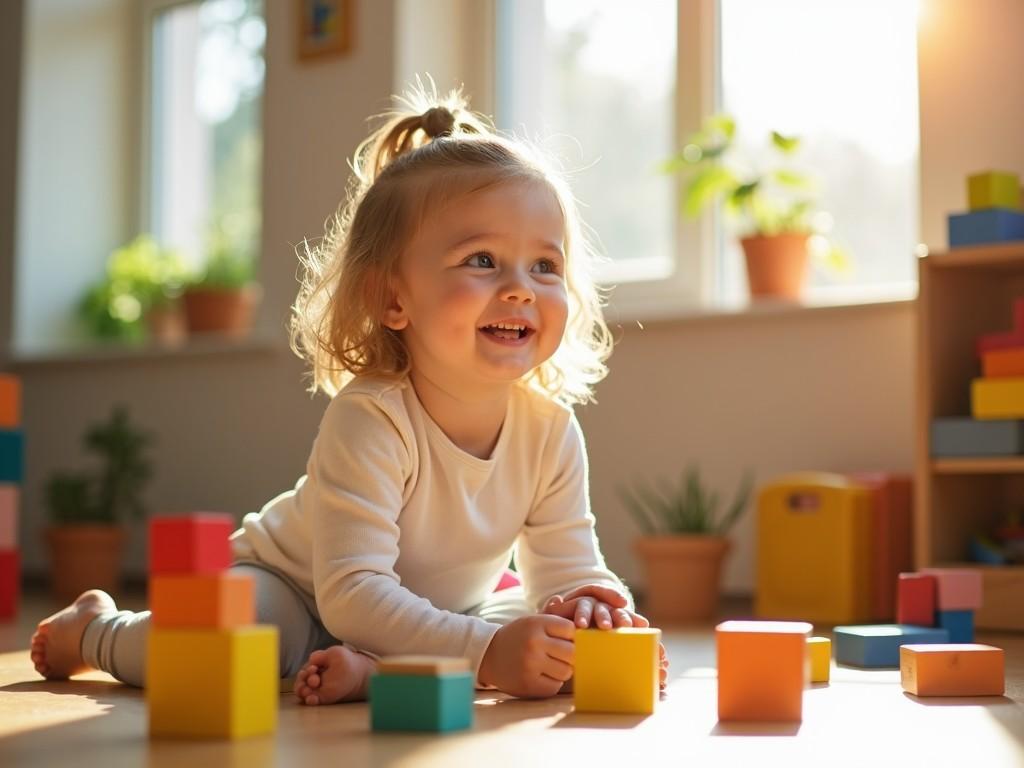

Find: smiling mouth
479;322;533;341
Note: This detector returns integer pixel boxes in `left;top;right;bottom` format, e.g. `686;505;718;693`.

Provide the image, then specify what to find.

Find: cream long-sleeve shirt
231;376;627;677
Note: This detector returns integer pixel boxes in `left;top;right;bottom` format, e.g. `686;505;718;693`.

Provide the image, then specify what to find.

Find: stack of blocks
833;567;983;668
948;170;1024;247
716;621;811;722
146;513;279;739
574;628;661;714
0;374;22;621
369;656;474;732
756;472;913;625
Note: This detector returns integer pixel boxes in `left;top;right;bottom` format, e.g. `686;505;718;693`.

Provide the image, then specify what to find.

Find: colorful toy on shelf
716;620;811;722
574;628;661;715
972;377;1024;419
369;656;474;732
900;644;1005;696
930;417;1024;456
833;624;948;668
807;636;831;684
949;170;1024;247
0;374;22;621
147;513;278;739
897;572;937;626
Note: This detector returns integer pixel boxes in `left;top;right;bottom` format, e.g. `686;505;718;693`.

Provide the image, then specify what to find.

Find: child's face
384;178;569;394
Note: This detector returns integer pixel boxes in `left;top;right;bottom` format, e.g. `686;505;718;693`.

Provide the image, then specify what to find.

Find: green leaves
771;131;800;153
619;466;754;536
683;166;741;216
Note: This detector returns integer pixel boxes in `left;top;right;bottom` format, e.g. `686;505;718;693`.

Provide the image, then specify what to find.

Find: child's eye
532;258;561;275
465;252;495;268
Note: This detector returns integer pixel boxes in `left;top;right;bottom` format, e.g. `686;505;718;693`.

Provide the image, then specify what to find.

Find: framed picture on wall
297;0;353;61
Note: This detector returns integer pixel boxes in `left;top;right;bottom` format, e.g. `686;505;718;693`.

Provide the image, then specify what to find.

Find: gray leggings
81;563;530;688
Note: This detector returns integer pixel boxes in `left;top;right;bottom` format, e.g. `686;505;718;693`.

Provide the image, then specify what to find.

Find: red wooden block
1015;297;1024;333
848;473;913;621
149;513;235;576
976;330;1024;357
897;572;936;626
0;549;20;620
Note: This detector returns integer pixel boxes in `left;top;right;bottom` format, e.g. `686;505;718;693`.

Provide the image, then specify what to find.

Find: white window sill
603;281;918;328
4;329;287;369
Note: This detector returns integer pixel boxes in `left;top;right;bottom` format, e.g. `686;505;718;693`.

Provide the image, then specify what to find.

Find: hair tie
421;106;456;138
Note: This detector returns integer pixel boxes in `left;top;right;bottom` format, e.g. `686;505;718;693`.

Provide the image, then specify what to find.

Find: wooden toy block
900;644;1004;696
756;473;872;624
574;628;661;715
1016;297;1024;332
977;330;1024;357
920;567;983;610
147;625;278;738
833;624;948;668
0;375;20;429
972;377;1024;419
0;430;23;484
948;209;1024;247
149;513;235;575
936;609;974;643
370;656;473;732
0;549;19;620
716;620;811;722
807;636;831;683
150;572;255;629
983;347;1024;378
897;573;937;626
847;473;913;620
968;171;1021;211
931;417;1024;456
0;485;17;550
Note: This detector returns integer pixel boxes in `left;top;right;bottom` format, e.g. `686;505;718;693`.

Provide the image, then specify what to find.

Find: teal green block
0;430;23;484
369;673;473;732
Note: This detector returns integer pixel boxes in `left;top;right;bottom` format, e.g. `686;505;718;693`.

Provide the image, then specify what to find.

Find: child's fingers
540;614;577;641
544;594;565;610
611;607;634;628
593;602;613;629
629;611;651;628
558;584;628;608
573;597;595;628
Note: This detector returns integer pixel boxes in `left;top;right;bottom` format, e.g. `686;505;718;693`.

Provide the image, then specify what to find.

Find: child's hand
478;614;576;698
542;584;646;629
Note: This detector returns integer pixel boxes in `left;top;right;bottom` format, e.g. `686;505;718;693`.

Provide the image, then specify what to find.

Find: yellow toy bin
756;473;873;625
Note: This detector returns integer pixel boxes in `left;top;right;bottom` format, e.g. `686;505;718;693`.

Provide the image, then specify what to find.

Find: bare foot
293;645;377;706
30;589;117;679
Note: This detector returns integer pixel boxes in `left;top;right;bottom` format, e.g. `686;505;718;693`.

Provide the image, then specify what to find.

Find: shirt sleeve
514;410;633;612
310;391;500;679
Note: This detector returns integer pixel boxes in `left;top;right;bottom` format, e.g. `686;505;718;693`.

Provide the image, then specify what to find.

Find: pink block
0;486;16;550
921;567;983;610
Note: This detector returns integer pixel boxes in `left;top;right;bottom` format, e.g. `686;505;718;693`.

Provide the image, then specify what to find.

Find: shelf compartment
932;457;1024;474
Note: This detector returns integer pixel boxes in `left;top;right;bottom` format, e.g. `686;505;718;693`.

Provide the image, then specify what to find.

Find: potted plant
664;114;848;300
79;235;191;345
621;465;753;623
182;231;260;337
44;407;153;600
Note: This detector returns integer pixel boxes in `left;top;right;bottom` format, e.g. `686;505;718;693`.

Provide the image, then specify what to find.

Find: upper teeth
490;323;525;331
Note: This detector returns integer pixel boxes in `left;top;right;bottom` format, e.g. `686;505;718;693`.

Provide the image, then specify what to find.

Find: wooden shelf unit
916;242;1024;631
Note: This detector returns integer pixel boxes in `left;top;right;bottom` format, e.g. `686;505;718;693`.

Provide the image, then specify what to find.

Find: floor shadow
710;721;802;737
551;711;650;730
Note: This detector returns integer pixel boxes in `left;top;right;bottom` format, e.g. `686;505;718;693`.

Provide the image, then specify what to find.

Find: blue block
936;609;974;643
0;430;23;484
834;625;949;668
948;208;1024;247
369;672;473;732
931;418;1024;457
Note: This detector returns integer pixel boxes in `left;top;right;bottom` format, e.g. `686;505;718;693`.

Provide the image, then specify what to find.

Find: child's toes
306;670;321;689
304;693;320;706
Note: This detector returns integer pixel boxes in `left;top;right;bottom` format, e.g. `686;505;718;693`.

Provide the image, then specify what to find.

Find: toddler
31;83;668;704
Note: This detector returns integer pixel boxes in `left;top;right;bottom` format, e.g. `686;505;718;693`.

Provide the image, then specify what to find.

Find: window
146;0;265;273
494;0;920;316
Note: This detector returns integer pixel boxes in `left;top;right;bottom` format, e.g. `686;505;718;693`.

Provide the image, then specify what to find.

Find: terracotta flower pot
633;535;731;623
740;232;810;300
183;284;260;337
146;301;187;346
45;525;127;602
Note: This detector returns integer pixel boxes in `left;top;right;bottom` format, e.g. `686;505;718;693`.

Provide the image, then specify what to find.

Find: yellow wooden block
574;628;660;714
147;626;278;738
756;473;873;624
972;377;1024;419
968;171;1021;211
807;636;831;683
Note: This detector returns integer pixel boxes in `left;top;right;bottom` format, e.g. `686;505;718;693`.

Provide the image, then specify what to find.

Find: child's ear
381;291;408;331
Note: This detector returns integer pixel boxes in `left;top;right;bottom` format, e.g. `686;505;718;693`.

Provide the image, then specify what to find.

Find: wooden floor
1;590;1023;767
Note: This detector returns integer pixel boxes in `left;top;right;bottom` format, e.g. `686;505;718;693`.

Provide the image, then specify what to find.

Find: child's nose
499;272;535;303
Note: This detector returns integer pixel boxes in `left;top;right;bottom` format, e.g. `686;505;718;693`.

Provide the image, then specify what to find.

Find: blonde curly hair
290;80;612;405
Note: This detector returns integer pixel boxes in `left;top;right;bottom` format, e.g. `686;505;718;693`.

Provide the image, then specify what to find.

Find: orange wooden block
716;620;811;722
150;572;255;628
0;376;20;429
900;644;1004;696
983;346;1024;378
